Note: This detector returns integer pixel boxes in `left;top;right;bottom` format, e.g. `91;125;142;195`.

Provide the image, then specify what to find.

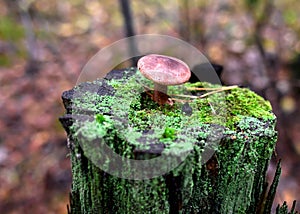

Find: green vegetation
71;69;275;135
0;16;26;66
161;127;176;141
0;16;24;41
95;114;106;124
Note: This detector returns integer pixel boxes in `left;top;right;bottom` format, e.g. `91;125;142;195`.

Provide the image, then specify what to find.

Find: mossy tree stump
60;68;286;214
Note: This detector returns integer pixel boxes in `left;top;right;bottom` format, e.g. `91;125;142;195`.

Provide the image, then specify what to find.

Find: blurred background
0;0;299;213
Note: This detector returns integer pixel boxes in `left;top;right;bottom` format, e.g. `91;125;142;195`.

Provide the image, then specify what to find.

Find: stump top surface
60;68;276;156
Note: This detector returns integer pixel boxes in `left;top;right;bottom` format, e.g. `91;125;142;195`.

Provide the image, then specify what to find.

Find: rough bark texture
59;68;290;214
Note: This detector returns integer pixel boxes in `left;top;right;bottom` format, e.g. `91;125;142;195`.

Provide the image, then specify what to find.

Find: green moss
72;90;116;115
72;69;275;132
225;87;274;128
185;82;275;129
70;68;277;168
161;127;177;141
95;114;106;124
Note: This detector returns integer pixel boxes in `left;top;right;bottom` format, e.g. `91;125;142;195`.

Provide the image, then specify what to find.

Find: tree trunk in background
118;0;138;66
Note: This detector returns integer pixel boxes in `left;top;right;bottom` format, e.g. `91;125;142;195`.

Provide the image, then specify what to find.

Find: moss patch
71;68;275;133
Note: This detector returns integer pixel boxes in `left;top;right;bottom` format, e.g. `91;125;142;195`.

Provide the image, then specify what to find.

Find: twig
170;98;193;103
171;85;238;99
139;81;238;102
169;94;198;99
186;85;238;91
198;86;235;98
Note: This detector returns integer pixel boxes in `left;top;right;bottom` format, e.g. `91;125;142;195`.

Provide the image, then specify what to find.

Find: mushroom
137;54;191;105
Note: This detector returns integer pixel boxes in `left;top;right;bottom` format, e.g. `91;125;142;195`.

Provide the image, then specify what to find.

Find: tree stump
60;68;281;214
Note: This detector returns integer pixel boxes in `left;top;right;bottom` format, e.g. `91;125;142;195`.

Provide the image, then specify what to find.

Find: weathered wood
60;68;288;214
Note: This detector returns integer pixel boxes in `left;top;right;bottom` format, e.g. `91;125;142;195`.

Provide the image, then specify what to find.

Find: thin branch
186;85;238;91
140;81;238;101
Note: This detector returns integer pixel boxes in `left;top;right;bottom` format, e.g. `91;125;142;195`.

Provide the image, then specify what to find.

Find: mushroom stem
153;83;168;105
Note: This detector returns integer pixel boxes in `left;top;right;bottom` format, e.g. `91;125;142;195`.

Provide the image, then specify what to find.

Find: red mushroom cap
137;54;191;85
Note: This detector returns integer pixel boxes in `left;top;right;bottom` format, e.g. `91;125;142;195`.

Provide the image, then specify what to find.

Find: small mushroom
137;54;191;105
